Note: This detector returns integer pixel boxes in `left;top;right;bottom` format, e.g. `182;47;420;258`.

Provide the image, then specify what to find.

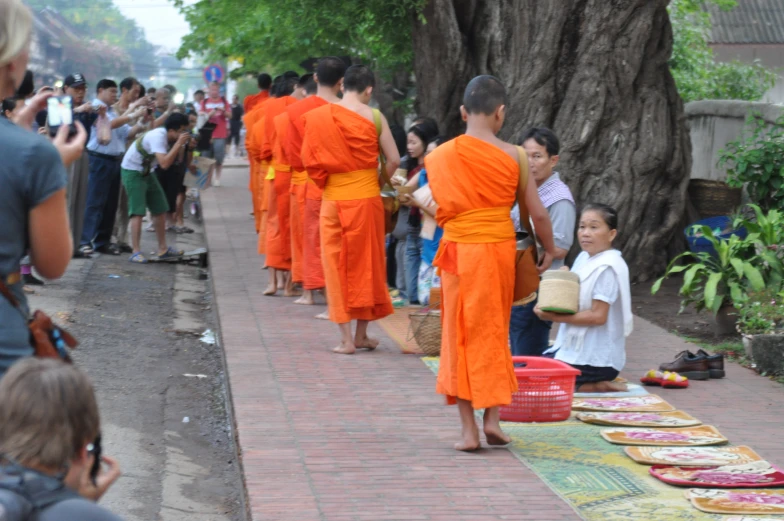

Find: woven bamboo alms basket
408;309;442;356
538;270;580;314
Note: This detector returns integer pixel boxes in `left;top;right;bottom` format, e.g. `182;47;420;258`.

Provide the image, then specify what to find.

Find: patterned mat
420;356;780;520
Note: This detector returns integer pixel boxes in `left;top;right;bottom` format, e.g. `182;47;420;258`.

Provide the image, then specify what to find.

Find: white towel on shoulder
562;249;633;350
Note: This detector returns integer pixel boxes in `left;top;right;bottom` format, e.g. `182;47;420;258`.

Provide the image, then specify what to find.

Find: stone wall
685;100;784;182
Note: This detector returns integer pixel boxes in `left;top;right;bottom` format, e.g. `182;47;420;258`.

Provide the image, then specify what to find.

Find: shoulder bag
372;109;400;234
513;146;540;306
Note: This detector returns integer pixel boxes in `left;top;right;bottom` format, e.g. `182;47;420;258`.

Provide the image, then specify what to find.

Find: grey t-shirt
0;118;67;374
39;497;124;521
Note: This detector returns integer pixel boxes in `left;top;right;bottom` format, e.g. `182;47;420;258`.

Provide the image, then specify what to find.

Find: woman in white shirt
535;203;633;393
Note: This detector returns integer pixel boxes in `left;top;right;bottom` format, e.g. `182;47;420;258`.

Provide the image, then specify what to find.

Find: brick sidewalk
202;165;784;521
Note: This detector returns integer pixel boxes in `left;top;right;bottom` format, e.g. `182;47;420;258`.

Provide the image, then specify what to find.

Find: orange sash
323;169;380;201
291;170;308;185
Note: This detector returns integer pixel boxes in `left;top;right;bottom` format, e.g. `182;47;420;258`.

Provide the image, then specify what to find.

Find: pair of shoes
641;370;689;388
391;297;407;308
174;226;194;234
78;244;94;256
659;350;725;380
23;273;44;286
145;224;156;232
95;244;121;256
117;243;133;254
73;249;92;259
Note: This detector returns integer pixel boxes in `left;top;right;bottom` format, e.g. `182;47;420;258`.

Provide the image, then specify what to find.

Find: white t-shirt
548;251;626;370
121;127;168;171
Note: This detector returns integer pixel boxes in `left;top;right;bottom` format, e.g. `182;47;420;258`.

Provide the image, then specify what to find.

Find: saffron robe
425;135;520;410
301;104;393;323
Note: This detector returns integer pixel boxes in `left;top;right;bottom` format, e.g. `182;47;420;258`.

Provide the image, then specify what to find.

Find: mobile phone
47;95;76;137
89;434;102;485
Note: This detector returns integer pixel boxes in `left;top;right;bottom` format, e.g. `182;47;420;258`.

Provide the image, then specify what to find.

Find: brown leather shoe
697;349;725;378
659;350;710;380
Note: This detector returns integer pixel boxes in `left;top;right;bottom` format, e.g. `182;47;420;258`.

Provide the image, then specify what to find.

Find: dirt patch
632;276;741;346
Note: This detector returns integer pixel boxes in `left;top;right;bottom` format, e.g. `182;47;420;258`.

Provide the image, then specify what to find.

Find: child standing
535;203;633;393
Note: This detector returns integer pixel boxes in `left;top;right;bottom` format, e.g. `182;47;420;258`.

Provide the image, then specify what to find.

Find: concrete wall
685;100;784;181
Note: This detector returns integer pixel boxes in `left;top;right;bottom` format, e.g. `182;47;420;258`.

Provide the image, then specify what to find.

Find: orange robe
250;112;270;249
263;97;297;271
301;105;393;323
245;99;271;233
286;96;328;287
244;90;269;113
425;135;519;410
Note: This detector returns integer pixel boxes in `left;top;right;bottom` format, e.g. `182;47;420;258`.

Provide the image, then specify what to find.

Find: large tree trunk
412;0;691;281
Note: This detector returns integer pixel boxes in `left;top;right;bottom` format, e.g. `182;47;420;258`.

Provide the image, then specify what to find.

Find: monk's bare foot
293;295;314;305
263;284;277;296
315;311;329;320
332;341;356;355
578;381;628;393
354;336;379;351
284;288;302;298
455;425;481;452
483;409;511;446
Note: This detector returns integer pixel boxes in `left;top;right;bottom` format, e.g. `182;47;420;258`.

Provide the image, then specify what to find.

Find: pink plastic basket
499;356;581;423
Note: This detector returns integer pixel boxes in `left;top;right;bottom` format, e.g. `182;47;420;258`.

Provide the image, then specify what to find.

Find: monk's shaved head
463;75;507;115
283;70;300;79
299;73;317;95
343;65;375;93
271;75;283;97
257;73;272;90
278;76;299;97
316;56;347;87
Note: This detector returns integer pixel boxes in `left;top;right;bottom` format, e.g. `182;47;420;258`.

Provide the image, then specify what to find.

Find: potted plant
652;225;769;335
736;288;784;374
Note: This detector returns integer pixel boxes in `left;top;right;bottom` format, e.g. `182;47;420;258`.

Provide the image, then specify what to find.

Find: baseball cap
64;73;87;88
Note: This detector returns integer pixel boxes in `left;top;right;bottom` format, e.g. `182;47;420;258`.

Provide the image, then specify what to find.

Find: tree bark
412;0;691;281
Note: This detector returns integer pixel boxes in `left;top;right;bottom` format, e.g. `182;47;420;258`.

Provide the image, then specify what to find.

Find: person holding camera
0;358;123;519
0;0;87;377
120;112;190;263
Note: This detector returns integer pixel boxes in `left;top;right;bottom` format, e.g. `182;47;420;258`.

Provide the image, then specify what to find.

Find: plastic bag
96;113;111;145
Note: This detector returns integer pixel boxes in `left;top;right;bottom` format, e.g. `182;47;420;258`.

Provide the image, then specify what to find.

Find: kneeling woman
535;203;633;393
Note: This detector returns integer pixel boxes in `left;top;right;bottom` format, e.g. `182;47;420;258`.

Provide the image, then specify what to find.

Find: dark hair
582;203;618;231
96;79;117;93
406;123;440;170
119;77;137;93
520;126;560;156
389;123;407;157
270;75;283;97
278;76;299;97
412;116;439;139
462;75;507;115
164;112;189;131
282;70;300;79
147;87;157;95
343;65;375;93
315;56;347;88
428;135;446;148
257;73;272;90
163;84;177;94
193;89;205;98
138;84;146;98
1;97;18;117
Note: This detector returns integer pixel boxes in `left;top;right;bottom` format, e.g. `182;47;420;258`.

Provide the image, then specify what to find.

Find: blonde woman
0;0;86;377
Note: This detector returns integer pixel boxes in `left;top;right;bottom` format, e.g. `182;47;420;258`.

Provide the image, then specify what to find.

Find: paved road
28;171;246;521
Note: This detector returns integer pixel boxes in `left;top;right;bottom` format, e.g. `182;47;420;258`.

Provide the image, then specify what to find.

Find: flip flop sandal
154;247;184;260
79;245;94;255
129;252;148;264
640;370;665;386
661;371;689;389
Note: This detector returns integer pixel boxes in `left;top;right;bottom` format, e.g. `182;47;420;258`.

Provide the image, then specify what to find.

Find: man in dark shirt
229;94;244;157
65;73;98;257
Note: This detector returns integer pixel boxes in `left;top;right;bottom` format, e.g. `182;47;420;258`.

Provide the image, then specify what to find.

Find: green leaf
704;271;722;310
651;277;664;295
682;264;705;292
742;263;765;291
729;257;744;278
729;281;744;304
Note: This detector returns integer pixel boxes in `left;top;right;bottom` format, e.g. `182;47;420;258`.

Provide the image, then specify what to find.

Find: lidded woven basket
538;270;580;314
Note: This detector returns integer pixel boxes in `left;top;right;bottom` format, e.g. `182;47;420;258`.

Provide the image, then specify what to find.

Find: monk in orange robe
286;58;347;315
426;75;556;451
245;97;272;233
263;76;306;296
301;65;400;354
244;73;271;113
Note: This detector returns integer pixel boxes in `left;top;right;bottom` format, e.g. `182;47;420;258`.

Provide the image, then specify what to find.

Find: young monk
286;57;347;317
425;75;556;451
251;76;283;248
263;75;306;296
280;74;315;296
301;65;401;354
244;73;272;113
243;73;271;214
